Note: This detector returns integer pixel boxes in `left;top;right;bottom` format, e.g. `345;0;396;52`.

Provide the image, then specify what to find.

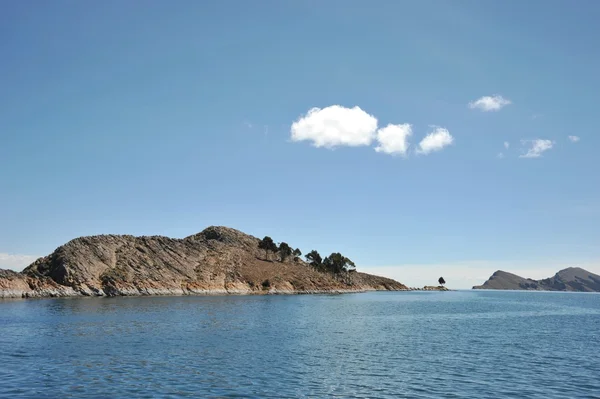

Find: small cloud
497;152;505;159
504;141;510;149
243;121;253;129
290;105;377;148
519;139;554;158
374;123;412;156
531;113;543;120
468;95;511;112
416;126;454;155
568;135;580;143
0;253;38;272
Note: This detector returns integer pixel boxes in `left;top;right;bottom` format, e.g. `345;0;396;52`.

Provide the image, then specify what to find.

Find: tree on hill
293;248;302;262
278;242;292;262
323;252;356;274
258;236;278;261
438;277;446;286
305;250;322;268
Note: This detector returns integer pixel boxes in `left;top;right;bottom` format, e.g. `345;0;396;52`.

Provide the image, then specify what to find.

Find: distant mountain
1;226;408;299
473;267;600;292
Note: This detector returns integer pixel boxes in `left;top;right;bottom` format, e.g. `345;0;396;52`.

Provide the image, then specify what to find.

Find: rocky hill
0;226;408;298
473;267;600;292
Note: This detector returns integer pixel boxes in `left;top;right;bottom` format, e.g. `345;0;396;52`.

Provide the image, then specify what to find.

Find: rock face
0;269;77;298
0;226;408;299
473;267;600;292
0;270;31;298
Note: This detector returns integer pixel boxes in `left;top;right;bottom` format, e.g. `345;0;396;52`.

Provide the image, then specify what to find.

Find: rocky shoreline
419;286;450;291
0;275;449;300
0;283;446;300
0;274;417;299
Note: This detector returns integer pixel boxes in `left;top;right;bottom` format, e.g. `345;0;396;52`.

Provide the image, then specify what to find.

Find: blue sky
1;1;599;288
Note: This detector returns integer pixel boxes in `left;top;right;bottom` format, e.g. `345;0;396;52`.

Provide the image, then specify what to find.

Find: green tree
322;256;331;272
438;277;446;286
305;250;322;268
323;252;356;274
293;248;302;262
258;236;277;261
278;242;293;262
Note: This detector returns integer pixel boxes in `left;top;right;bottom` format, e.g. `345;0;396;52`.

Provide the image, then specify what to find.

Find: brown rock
1;226;408;298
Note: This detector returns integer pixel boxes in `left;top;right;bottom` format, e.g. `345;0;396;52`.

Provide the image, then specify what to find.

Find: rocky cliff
473;267;600;292
1;226;408;298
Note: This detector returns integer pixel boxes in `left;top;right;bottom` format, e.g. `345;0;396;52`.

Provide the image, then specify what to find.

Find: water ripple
1;292;600;398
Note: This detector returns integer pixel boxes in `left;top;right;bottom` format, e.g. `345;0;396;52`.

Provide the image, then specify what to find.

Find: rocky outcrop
0;270;31;298
1;226;408;299
421;286;449;291
473;267;600;292
0;269;77;298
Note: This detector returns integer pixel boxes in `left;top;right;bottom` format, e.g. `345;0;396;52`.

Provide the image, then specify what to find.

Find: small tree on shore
278;242;292;262
293;248;302;262
438;277;446;286
258;236;277;261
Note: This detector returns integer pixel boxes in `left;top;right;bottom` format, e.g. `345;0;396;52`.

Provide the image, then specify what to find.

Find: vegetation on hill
278;242;293;262
258;236;277;260
292;248;301;261
256;239;356;276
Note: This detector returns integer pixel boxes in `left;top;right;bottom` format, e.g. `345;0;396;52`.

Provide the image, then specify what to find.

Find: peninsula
473;267;600;292
1;226;408;298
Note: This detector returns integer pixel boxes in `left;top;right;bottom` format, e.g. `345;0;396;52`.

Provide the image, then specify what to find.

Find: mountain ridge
1;226;408;298
473;267;600;291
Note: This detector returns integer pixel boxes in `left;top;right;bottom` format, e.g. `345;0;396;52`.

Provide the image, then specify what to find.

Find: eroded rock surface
1;226;408;298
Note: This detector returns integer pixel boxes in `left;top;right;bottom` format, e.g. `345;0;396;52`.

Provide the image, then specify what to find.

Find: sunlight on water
1;291;599;398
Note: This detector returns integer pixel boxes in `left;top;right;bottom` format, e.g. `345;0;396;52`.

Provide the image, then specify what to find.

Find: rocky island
473;267;600;292
0;226;409;299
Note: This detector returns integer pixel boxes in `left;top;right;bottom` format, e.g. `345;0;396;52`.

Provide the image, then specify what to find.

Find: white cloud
468;95;511;112
504;141;510;149
497;152;504;159
290;105;378;148
519;139;554;158
416;126;454;155
568;135;580;143
374;123;412;156
0;253;38;272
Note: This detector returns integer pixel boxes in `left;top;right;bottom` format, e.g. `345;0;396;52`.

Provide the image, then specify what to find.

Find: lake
1;291;599;398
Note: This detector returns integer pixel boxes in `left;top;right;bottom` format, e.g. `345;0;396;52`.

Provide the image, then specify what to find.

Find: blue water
1;291;600;398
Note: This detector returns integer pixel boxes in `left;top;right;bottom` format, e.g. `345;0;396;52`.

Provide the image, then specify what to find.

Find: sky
1;1;599;289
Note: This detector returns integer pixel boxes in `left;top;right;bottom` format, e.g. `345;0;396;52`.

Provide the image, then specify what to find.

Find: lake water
1;291;599;398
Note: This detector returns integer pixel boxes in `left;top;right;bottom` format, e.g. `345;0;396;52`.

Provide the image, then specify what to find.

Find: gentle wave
1;291;599;398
